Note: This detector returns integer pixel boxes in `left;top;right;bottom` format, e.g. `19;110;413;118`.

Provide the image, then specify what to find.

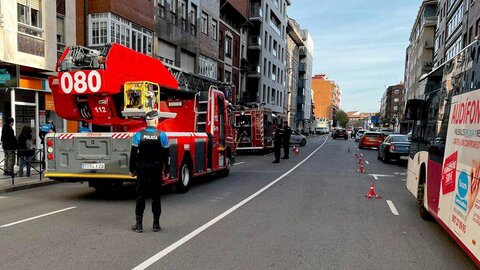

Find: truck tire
220;157;231;177
174;162;190;193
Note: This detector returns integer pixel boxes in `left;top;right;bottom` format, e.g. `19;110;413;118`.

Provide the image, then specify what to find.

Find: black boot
153;216;161;232
131;215;143;233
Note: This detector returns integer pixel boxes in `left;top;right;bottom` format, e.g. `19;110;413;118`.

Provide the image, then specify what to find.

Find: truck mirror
404;99;424;121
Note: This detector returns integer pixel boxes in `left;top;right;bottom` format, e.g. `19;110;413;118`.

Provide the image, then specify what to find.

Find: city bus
405;39;480;266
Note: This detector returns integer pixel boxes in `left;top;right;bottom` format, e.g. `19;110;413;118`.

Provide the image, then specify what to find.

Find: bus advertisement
405;40;480;266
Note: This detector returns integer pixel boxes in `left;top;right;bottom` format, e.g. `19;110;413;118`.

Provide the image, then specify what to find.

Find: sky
288;0;421;113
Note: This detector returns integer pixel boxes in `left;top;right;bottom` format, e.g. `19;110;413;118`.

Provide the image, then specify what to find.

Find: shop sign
45;93;55;110
39;110;46;125
0;65;19;88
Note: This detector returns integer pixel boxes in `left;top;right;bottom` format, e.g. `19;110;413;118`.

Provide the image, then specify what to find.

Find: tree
336;110;349;128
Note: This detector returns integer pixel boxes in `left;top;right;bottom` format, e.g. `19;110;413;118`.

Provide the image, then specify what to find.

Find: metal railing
0;149;45;185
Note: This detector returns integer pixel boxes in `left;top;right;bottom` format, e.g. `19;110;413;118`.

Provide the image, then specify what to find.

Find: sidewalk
0;173;56;194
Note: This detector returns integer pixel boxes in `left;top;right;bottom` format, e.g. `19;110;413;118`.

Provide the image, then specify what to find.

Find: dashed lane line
0;207;77;228
365;161;369;165
132;136;329;270
386;200;399;216
232;162;245;166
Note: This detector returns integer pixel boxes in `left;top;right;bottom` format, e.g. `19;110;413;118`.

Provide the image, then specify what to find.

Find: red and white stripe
58;134;75;140
112;133;131;139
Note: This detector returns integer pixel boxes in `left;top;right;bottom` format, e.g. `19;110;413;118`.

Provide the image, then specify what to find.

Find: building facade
0;0;76;149
285;18;303;127
295;29;314;130
405;0;437;101
311;74;341;126
245;0;290;120
380;83;405;131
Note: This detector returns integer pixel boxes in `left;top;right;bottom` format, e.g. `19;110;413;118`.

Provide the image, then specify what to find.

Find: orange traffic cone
365;183;381;199
358;158;363;164
356;164;365;173
294;146;299;156
354;153;359;158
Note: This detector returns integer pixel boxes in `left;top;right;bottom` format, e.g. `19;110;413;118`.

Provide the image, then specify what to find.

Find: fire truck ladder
195;90;210;132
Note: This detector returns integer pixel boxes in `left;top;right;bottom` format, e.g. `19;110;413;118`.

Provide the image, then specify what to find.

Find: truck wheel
300;139;306;146
220;157;231;177
174;163;190;193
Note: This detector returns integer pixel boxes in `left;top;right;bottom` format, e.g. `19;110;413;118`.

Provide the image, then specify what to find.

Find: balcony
422;61;434;72
422;16;437;27
247;65;261;78
299;47;306;58
298;79;306;88
248;36;262;50
297;95;305;105
249;5;263;22
298;63;306;73
17;33;45;57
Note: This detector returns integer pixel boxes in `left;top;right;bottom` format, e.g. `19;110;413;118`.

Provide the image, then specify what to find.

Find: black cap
145;110;159;120
6;117;14;125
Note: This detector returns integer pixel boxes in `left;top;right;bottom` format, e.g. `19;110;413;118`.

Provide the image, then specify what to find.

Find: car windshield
390;135;409;142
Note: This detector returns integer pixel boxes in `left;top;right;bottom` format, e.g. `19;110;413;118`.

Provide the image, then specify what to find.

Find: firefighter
282;121;291;159
272;124;284;163
129;110;170;233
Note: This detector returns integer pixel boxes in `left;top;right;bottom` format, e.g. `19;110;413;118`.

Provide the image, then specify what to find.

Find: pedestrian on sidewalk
272;124;283;163
129;110;170;233
17;126;34;177
282;121;291;159
1;117;17;176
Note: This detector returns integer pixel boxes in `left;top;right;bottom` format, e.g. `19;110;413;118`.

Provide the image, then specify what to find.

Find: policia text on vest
129;110;170;233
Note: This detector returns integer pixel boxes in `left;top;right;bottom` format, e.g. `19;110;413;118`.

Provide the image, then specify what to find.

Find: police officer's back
130;110;169;233
272;125;284;163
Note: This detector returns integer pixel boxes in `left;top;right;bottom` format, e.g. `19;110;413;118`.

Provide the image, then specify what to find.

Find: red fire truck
234;108;274;152
45;43;236;191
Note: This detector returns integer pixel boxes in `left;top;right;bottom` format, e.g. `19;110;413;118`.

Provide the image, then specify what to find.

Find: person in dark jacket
1;117;17;176
282;121;292;159
272;124;284;163
130;110;170;233
17;126;34;177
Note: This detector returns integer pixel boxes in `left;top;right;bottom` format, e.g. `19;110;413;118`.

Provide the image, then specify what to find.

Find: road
0;135;477;269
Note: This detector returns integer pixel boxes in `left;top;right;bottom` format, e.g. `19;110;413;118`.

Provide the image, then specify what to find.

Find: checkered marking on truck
58;134;75;140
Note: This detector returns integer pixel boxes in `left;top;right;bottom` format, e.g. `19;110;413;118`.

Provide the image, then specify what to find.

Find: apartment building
380;83;405;131
0;0;76;147
312;74;341;126
405;0;437;100
245;0;290;120
285;18;303;127
297;31;314;130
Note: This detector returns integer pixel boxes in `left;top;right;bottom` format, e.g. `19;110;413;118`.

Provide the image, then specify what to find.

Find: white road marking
369;174;394;179
365;161;369;165
263;153;273;157
0;196;8;199
132;136;329;270
386;200;399;216
232;162;245;166
394;172;407;176
360;153;364;157
372;175;378;180
0;207;77;228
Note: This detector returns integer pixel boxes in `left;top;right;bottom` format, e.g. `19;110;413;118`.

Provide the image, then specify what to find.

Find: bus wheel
221;157;231;177
174;163;190;193
418;184;433;221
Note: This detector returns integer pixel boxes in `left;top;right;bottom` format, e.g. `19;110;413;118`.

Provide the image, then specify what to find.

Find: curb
0;180;57;194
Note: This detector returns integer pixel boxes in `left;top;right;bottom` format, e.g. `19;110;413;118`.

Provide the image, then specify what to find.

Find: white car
290;130;307;146
355;130;366;142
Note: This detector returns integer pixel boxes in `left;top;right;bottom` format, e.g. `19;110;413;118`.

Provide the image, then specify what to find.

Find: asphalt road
0;135;477;269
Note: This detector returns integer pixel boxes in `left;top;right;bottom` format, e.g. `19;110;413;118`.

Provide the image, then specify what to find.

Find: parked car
380;128;394;137
354;130;366;141
359;132;384;149
377;134;410;162
290;130;307;146
333;129;348;140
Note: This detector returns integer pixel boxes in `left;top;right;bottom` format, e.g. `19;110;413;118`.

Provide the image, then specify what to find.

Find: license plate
81;163;105;170
400;156;408;160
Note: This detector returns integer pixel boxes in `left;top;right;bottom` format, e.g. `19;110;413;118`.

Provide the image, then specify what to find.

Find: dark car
359;132;384;149
377;134;411;162
333;129;348;140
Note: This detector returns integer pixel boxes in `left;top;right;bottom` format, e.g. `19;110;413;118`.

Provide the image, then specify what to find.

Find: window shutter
30;0;40;10
18;0;27;5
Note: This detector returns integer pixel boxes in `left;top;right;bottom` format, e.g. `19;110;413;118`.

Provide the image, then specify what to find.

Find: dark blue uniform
130;126;169;232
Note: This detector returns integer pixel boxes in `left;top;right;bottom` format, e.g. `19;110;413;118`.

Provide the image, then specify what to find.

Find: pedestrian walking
272;124;283;163
1;117;17;176
130;110;170;233
17;126;34;177
282;121;291;159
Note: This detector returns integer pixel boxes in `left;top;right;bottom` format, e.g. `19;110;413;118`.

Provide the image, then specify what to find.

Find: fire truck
45;43;236;191
233;108;274;152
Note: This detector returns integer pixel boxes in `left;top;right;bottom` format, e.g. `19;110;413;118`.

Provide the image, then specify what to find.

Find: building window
190;3;197;36
394;98;399;102
17;0;43;37
272;65;277;82
180;0;187;30
225;71;231;82
393;106;398;111
225;35;232;58
271;89;276;105
446;37;462;60
198;55;217;80
201;12;208;35
447;5;464;37
158;0;166;19
212;19;217;40
56;16;65;58
263;85;266;103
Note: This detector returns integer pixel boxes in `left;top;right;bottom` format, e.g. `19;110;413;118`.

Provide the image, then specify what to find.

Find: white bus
405;40;480;266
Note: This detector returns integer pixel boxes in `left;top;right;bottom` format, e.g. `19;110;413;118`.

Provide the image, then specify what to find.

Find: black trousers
135;167;162;218
274;144;281;161
283;144;289;158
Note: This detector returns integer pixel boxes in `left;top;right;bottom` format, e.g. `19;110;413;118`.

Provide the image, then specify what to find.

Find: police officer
130;110;170;233
272;124;284;163
281;121;291;159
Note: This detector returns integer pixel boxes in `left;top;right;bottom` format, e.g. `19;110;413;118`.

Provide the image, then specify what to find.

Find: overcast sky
288;0;420;112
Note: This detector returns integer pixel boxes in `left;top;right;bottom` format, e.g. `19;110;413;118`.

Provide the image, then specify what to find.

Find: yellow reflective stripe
45;172;136;179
